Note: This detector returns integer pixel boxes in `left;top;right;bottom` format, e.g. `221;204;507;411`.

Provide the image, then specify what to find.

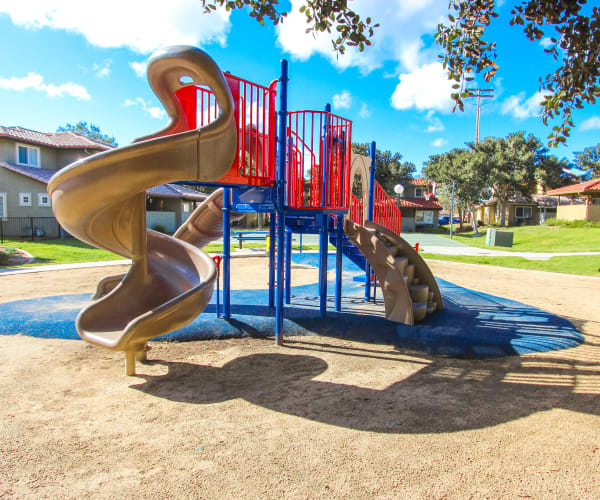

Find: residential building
547;178;600;222
396;179;442;232
0;126;208;238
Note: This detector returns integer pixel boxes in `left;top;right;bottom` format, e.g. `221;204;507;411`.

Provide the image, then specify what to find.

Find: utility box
486;228;513;247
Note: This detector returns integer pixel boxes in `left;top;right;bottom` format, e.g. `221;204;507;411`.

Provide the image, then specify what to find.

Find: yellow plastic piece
47;46;238;375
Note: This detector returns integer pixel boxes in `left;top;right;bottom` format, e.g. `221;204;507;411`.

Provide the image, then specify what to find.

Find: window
183;201;191;213
515;206;533;219
38;193;51;207
0;193;6;219
16;144;40;167
415;188;425;198
415;210;434;224
19;192;32;206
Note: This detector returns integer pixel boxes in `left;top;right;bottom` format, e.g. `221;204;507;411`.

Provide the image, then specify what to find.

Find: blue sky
1;0;599;175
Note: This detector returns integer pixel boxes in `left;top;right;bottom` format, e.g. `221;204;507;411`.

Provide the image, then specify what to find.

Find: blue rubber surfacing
0;254;583;358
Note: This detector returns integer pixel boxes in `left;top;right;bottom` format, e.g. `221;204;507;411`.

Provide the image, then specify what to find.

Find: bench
232;230;270;249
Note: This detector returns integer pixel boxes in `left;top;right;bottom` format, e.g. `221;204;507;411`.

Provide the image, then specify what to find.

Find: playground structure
48;46;443;375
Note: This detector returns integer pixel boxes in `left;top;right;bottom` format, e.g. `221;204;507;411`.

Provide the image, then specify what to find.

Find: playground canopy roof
547;178;600;196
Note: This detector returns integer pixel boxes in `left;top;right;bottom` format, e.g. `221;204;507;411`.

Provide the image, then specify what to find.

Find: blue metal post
299;233;303;254
275;59;288;345
335;213;343;311
365;141;376;301
285;226;292;304
319;212;328;317
222;187;232;318
268;210;276;308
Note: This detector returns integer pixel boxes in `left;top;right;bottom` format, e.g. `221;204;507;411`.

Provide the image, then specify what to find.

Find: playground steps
343;219;444;325
329;230;367;271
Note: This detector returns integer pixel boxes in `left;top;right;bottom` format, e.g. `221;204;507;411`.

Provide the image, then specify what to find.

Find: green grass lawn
441;224;600;252
422;253;600;277
0;238;331;268
1;239;121;267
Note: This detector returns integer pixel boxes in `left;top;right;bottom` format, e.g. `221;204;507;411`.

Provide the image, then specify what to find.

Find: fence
0;217;61;243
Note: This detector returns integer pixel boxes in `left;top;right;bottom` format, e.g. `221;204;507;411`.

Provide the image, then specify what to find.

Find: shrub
151;224;168;234
0;246;18;265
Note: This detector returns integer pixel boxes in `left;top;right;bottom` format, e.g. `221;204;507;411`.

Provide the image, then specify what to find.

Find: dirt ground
0;258;599;499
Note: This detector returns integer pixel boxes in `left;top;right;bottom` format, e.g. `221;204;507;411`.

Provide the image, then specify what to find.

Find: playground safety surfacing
0;254;583;358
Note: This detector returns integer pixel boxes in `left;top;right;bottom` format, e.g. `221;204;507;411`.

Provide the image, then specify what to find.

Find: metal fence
0;217;62;243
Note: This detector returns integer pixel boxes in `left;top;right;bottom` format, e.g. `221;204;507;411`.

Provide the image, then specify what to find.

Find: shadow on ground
132;343;600;434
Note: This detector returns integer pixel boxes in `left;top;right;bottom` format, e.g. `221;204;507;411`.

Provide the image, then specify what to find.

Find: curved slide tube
48;46;237;375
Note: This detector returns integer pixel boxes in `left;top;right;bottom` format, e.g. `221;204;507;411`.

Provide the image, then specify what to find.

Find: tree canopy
423;148;491;233
202;1;600;147
351;143;415;194
56;121;117;146
573;143;600;178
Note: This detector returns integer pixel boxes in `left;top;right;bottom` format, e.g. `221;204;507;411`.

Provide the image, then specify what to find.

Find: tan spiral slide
48;46;237;375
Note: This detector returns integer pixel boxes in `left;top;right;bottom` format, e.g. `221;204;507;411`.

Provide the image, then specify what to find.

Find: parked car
439;216;461;225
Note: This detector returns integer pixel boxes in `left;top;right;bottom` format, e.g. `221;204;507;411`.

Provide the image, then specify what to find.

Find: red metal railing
286;111;352;210
175;74;278;186
373;181;402;234
349;193;364;226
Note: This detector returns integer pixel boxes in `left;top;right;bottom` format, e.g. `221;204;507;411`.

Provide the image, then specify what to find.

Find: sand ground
0;257;599;499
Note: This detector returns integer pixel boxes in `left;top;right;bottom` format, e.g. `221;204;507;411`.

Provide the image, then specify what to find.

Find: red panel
174;74;277;186
373;181;402;234
287;111;352;210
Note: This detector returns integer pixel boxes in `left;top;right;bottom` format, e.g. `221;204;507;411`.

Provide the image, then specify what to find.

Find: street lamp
394;184;404;208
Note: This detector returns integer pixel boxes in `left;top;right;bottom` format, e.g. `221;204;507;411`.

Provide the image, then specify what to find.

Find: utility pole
465;88;494;144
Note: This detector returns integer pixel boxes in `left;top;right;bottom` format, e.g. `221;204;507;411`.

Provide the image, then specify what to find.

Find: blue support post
322;103;331;207
319;212;328;317
365;140;376;301
268;209;276;308
285;226;292;304
299;233;303;254
275;59;288;345
222;187;232;319
335;213;343;312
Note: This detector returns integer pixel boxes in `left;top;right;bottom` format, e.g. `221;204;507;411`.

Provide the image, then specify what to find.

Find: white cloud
124;97;166;120
276;0;448;74
501;91;545;119
359;103;371;119
539;37;554;49
0;0;231;54
391;62;455;112
93;60;111;78
425;110;444;132
0;72;90;100
129;61;148;78
333;90;352;110
430;138;447;147
581;116;600;131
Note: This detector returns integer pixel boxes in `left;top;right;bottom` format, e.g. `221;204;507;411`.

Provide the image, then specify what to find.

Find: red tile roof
547;178;600;196
0;126;111;150
397;197;443;209
408;178;431;186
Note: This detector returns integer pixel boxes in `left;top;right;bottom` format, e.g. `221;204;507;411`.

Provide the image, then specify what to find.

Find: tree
471;132;542;226
436;1;600;147
202;1;600;147
201;0;378;54
573;144;600;179
57;121;117;146
536;154;574;191
423;148;491;234
351;143;415;195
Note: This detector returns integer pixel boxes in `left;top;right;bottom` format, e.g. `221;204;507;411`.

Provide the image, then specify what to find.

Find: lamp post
394;184;404;207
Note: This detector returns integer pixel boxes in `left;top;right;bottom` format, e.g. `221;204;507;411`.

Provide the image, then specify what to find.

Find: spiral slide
48;46;237;375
